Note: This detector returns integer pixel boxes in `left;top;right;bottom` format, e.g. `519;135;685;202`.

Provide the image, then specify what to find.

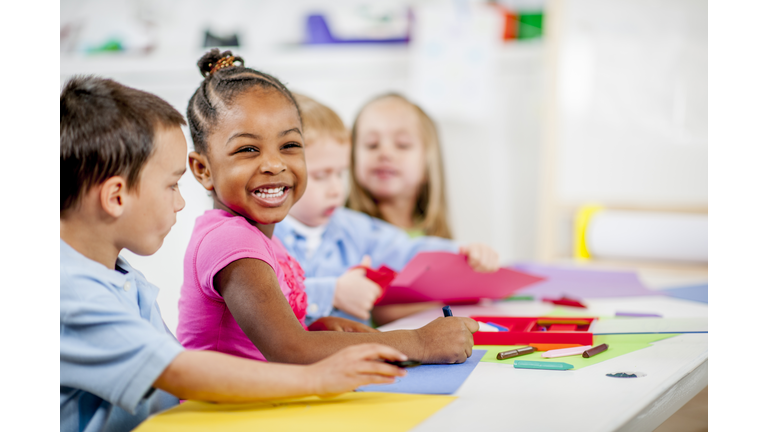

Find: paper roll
586;210;707;263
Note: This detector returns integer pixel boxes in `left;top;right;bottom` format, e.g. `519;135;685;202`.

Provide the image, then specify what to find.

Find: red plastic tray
471;316;597;346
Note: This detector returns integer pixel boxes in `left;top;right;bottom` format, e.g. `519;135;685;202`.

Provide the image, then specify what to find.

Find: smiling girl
176;50;478;365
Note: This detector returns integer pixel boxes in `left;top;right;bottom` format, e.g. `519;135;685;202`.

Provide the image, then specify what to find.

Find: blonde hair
292;93;349;146
348;93;452;239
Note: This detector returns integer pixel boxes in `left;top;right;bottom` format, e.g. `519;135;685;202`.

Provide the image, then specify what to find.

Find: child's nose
260;153;286;174
175;190;186;212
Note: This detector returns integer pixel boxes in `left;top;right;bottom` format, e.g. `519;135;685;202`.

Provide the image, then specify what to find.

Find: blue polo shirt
60;239;184;432
274;207;458;324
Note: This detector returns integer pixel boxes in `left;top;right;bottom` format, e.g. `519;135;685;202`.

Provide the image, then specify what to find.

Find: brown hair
292;93;349;146
60;75;186;215
347;93;452;239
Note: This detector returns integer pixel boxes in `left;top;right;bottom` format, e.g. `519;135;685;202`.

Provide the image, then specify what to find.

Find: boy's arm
153;344;407;402
215;258;478;365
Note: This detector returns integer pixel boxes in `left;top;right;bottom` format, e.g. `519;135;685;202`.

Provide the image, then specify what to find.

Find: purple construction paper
511;263;659;299
616;311;663;318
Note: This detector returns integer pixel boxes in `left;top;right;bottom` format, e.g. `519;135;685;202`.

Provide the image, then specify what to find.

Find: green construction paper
477;334;679;370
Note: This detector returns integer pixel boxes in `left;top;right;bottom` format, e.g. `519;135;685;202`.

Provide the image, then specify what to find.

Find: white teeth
255;187;286;199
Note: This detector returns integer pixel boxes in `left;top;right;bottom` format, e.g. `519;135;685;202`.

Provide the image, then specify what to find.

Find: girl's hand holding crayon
459;243;500;273
308;316;379;333
307;344;408;397
414;316;479;364
334;255;381;320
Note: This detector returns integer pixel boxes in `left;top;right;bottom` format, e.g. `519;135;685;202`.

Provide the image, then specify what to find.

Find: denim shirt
274;208;458;324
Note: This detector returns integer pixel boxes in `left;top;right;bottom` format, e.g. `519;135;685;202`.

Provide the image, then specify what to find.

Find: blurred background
60;0;707;335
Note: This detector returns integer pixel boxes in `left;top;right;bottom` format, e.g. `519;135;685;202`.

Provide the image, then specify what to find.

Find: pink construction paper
376;252;546;305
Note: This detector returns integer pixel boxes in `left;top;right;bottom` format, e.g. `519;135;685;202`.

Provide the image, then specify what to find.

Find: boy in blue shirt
274;94;499;326
60;77;409;432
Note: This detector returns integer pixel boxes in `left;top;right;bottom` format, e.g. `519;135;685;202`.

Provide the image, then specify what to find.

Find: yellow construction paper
134;391;456;432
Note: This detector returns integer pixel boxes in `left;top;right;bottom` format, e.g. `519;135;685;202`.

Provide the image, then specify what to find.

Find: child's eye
282;142;302;150
235;147;258;154
171;183;179;190
365;142;378;150
396;142;412;150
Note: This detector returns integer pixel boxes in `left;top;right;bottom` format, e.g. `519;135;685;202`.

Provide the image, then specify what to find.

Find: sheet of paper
358;350;486;395
477;334;678;369
512;263;658;299
661;284;708;303
378;252;545;305
134;392;456;432
591;317;707;334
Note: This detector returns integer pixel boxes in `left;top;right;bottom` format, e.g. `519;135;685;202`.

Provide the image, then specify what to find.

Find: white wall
61;0;545;334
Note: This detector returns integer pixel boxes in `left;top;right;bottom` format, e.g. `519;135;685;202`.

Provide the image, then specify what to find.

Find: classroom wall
60;0;545;334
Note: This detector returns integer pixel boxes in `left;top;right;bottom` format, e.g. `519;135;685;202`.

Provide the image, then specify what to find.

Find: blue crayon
442;305;453;317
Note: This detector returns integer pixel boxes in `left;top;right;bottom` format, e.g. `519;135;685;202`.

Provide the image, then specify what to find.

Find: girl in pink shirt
177;49;479;365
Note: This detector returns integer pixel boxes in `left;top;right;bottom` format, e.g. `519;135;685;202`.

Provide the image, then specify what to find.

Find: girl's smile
251;183;291;207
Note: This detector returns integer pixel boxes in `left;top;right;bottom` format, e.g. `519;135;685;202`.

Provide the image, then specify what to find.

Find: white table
377;296;708;432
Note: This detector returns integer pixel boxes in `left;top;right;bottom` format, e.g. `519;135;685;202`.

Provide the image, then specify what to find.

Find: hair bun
197;48;243;77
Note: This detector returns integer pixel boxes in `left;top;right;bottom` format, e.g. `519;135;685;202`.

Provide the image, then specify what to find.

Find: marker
477;322;499;332
384;359;421;368
496;346;535;360
541;345;592;358
536;319;592;325
582;343;609;358
485;322;510;332
442;305;453;317
514;360;573;370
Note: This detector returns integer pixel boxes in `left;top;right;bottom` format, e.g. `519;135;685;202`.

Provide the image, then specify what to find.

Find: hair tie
208;54;241;76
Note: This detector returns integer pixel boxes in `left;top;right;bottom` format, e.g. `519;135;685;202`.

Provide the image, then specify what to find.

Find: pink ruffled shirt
177;209;308;361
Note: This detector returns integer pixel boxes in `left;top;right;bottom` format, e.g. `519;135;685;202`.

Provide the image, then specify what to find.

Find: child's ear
189;152;214;191
99;176;128;218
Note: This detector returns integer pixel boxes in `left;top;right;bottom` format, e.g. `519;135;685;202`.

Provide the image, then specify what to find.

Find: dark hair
60;75;186;214
187;49;301;153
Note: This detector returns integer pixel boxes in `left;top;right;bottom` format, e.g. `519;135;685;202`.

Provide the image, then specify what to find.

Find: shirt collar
60;239;130;287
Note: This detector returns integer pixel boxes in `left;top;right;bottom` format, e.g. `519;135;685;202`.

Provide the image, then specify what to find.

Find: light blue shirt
60;239;184;432
274;207;458;324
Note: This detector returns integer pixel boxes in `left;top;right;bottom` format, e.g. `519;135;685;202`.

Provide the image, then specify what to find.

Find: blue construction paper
661;284;708;303
357;350;486;395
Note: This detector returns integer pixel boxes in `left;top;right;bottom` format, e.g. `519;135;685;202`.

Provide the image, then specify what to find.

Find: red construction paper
375;252;545;305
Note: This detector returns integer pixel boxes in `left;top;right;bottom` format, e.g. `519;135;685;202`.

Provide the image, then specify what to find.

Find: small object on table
484;322;510;332
384;359;422;368
541;345;592;358
477;322;500;332
442;305;453;317
606;371;646;378
542;296;587;308
615;311;662;318
504;295;534;301
582;343;609;358
496;346;535;360
514;360;574;370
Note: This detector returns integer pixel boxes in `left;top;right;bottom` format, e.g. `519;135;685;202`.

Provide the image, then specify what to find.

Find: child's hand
459;243;500;273
308;316;379;333
333;256;381;320
306;344;408;397
414;316;479;364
